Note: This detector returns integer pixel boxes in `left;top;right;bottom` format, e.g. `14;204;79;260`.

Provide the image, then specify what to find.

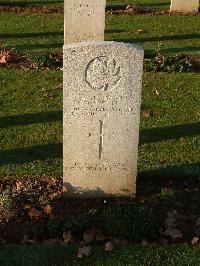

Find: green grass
1;244;200;265
0;13;199;55
106;15;200;55
0;0;64;7
0;13;63;52
0;69;199;177
140;73;200;176
0;0;170;9
107;0;170;9
0;69;62;177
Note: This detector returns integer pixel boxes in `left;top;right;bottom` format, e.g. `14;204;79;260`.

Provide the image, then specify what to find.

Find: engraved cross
98;120;104;159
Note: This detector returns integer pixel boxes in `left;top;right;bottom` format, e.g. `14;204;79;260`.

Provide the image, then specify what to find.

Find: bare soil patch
0;174;200;244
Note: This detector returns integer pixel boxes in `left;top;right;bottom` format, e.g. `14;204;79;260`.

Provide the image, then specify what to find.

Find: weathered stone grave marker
170;0;199;12
64;0;106;44
63;42;144;197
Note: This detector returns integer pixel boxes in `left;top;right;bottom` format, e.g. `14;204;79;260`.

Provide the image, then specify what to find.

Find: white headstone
63;41;144;197
170;0;199;12
64;0;106;44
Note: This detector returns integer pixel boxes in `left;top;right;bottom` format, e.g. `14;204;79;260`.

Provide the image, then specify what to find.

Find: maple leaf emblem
85;56;121;91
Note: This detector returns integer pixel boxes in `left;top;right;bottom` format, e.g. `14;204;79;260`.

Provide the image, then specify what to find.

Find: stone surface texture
63;41;144;197
170;0;199;12
64;0;106;44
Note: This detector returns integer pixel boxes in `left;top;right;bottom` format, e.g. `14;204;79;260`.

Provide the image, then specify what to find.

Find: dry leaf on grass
15;180;23;191
192;237;199;248
142;111;151;118
24;205;42;220
155;89;160;96
105;241;114;252
141;240;148;246
19;64;30;71
44;204;53;217
63;231;74;244
0;50;15;64
136;29;145;34
88;208;97;215
0;55;6;64
77;246;91;258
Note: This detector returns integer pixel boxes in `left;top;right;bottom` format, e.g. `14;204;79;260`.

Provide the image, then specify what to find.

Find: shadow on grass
141;2;170;8
137;163;200;197
0;30;124;40
10;43;63;50
0;111;62;128
145;46;200;55
0;0;63;7
0;143;62;165
0;32;63;39
1;112;199;143
106;4;127;10
105;29;127;33
140;122;200;144
139;163;200;179
0;112;199;170
117;34;200;44
113;34;200;55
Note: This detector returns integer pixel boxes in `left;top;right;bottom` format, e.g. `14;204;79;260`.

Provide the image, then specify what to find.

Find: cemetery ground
0;0;200;264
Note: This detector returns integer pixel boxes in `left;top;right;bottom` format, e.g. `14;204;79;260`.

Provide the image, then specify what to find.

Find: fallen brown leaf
63;231;74;244
192;237;199;249
19;64;30;71
155;89;160;96
16;180;23;191
26;207;42;220
0;50;15;64
105;241;114;252
77;246;91;258
142;111;151;118
137;29;145;34
0;54;7;64
44;204;53;217
141;240;148;246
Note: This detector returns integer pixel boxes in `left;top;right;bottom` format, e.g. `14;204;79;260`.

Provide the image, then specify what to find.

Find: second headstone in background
64;0;106;44
170;0;199;13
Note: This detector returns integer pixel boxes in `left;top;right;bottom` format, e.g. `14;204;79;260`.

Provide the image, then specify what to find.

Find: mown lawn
1;0;171;9
108;0;170;9
0;69;199;177
0;12;199;55
0;0;64;7
1;244;200;266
